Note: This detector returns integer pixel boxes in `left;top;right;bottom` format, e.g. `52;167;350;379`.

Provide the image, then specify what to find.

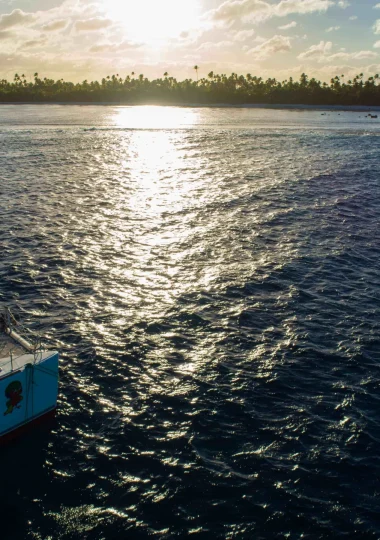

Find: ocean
0;105;379;539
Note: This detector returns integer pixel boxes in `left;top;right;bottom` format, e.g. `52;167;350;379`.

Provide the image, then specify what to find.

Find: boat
0;309;59;444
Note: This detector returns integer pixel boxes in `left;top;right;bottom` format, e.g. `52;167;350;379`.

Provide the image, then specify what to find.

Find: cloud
375;3;380;8
374;20;380;34
349;15;357;20
0;0;376;85
329;51;377;60
231;29;255;41
326;25;340;32
20;37;48;49
209;0;333;25
278;21;297;30
42;19;69;32
352;51;377;60
247;34;292;59
276;0;333;16
0;9;36;30
89;40;143;53
75;17;113;32
337;0;350;7
198;40;234;51
298;40;332;59
298;41;378;62
0;30;13;40
211;0;271;24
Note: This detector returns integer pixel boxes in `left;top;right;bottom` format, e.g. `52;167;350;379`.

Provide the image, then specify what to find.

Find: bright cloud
198;40;234;51
247;34;292;59
89;40;143;53
74;17;114;32
211;0;272;24
278;21;297;29
42;19;69;32
298;40;332;60
0;0;379;84
276;0;333;16
209;0;333;24
0;8;36;30
232;29;256;41
349;50;377;59
19;37;47;49
0;30;13;40
298;40;378;62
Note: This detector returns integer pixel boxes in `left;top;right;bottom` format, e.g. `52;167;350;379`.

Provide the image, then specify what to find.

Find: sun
106;0;200;46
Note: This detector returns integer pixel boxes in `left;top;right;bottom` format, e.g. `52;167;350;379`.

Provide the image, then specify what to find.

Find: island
1;72;380;106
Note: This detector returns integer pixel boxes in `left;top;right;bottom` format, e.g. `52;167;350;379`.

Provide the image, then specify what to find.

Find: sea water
0;105;379;538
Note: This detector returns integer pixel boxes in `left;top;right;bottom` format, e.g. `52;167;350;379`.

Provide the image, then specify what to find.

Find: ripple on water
0;106;380;539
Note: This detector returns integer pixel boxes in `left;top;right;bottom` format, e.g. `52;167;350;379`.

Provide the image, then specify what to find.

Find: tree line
1;70;380;105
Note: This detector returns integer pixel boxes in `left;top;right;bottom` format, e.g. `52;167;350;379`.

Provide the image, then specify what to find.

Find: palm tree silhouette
1;69;379;105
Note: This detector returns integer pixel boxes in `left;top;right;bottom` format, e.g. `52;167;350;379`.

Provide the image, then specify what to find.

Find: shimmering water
0;105;379;539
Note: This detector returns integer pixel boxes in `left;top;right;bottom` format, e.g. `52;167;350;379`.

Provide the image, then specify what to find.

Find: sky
0;0;380;83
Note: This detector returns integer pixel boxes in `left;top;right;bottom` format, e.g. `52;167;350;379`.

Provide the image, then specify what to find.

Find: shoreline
0;102;380;112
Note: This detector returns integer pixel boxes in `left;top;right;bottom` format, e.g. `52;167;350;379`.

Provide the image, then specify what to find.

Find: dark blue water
0;105;379;539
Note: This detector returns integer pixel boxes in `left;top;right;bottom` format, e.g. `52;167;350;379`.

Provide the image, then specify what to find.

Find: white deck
0;349;58;377
0;331;57;377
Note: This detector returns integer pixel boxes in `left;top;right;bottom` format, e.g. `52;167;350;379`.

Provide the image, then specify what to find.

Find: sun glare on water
106;0;200;45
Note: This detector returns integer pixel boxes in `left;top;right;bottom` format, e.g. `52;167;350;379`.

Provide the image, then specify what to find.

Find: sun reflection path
113;106;200;130
125;133;194;307
95;108;207;320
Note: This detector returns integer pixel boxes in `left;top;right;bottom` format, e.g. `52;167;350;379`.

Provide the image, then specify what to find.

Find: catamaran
0;309;59;443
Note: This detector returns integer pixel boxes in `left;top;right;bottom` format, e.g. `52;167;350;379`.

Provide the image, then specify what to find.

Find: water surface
0;105;379;539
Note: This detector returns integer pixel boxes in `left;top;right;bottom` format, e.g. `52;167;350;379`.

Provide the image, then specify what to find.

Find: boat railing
0;308;44;368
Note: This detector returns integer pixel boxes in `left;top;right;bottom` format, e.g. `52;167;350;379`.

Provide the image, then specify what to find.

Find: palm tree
194;65;199;82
